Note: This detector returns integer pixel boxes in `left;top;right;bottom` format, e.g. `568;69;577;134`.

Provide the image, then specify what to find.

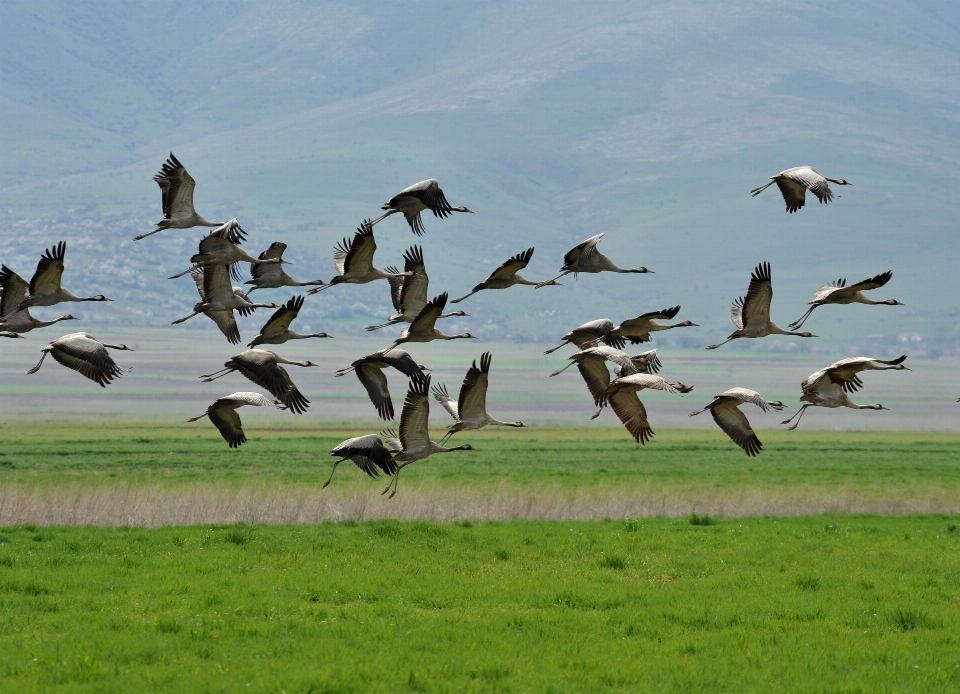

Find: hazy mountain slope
2;1;958;352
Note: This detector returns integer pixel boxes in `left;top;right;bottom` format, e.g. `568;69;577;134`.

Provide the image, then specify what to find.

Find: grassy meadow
1;516;959;692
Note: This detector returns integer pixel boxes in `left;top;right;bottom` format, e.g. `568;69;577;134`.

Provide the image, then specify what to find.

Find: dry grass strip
2;482;959;527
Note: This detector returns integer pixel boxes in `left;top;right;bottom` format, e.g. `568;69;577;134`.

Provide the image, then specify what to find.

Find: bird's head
767;400;787;411
867;404;889;410
301;360;319;367
835;179;852;186
454;443;476;451
418;365;431;372
88;295;113;302
459;333;478;339
631;267;654;274
678;321;698;327
453;206;474;214
109;344;135;351
62;314;78;321
885;300;906;306
799;332;817;338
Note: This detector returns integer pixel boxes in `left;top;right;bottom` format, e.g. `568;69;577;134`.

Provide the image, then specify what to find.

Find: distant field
2;424;959;525
1;516;958;692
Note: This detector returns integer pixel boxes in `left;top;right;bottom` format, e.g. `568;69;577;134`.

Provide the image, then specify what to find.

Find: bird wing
431;382;460;420
739;262;773;330
356;364;394;421
718;387;771;411
846;271;894;293
576;356;612;406
630;349;662;374
408;292;446;334
383;349;427;379
774;177;809;213
331;435;397;477
257;242;287;261
50;335;123;387
195;235;235;262
202;264;236;304
627;306;680;324
488;248;534;281
457;352;491;422
592;346;637;377
823;355;907;394
0;265;29;318
207;219;247;244
800;367;832;394
608;390;653;444
190;268;208;301
342;225;377;273
783;167;834;206
399;375;432;453
207;406;246;448
154;153;196;219
403;179;453;217
710;401;762;456
397;247;428;314
206;309;241;344
615;373;679;395
215;392;280;408
562;234;603;270
259;296;302;337
29;242;66;296
811;280;846;302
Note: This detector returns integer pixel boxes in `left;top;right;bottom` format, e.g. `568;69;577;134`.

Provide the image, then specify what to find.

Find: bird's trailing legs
788;306;818;330
171;311;201;325
705;337;736;350
199;367;233;382
535;272;570;289
382;463;410;499
323;460;342;488
26;352;48;374
749;180;776;197
780;404;811;430
549;361;578;377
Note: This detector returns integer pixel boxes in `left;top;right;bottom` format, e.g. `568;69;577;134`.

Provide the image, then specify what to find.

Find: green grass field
1;516;959;692
2;424;959;691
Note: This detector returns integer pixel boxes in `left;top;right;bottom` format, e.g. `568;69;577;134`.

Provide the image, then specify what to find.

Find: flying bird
245;242;324;293
387;292;476;348
706;262;817;349
26;332;133;387
324;434;399;488
0;266;77;333
247;295;332;348
308;223;410;294
368;179;474;236
432;352;527;443
789;271;904;330
136;153;227;240
168;220;281;281
378;375;475;498
549;345;649;408
595;374;693;444
536;234;652;288
750;166;852;213
451;248;561;303
543;318;625;354
335;348;428;421
200;349;316;414
364;246;467;331
607;306;698;344
172;266;279;344
188;392;285;448
689;388;785;456
780;356;910;430
14;242;112;313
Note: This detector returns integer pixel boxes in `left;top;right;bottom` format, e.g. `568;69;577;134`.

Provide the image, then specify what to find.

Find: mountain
2;1;959;354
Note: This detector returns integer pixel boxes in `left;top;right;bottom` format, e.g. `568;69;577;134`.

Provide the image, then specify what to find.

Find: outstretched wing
608;390;653;444
710;401;762;456
356;363;395;421
457;352;491;422
739;262;773;330
399;374;432;453
258;295;302;337
154;153;197;220
30;242;66;296
431;382;459;421
0;265;29;318
488;248;533;281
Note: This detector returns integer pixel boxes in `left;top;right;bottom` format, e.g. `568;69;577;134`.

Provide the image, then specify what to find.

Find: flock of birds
0;157;925;497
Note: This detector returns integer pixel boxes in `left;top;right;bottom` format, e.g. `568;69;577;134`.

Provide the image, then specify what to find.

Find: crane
247;295;332;348
549;345;651;409
595;374;692;444
780;356;910;430
26;332;133;387
789;271;904;330
14;242;112;312
706;262;817;349
368;179;474;236
378;374;475;498
750;166;851;213
324;434;399;488
451;248;560;303
335;348;429;421
245;242;324;292
364;246;467;331
387;292;476;348
308;223;410;293
168;220;283;280
431;352;527;443
172;266;278;344
607;306;698;344
0;265;77;333
543;318;625;354
135;153;227;240
188;392;285;448
200;349;316;414
536;234;652;288
689;388;785;456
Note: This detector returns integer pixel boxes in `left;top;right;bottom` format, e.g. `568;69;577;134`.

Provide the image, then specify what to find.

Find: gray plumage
536;234;652;288
543;318;624;355
689;388;785;456
199;349;317;414
245;242;324;292
750;166;851;214
247;295;332;348
188;392;284;448
607;306;698;344
14;242;112;313
324;434;399;487
335;348;428;421
596;373;693;444
135;153;227;240
0;265;77;332
172;266;279;344
451;248;560;303
26;332;133;387
789;271;903;330
368;179;474;236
